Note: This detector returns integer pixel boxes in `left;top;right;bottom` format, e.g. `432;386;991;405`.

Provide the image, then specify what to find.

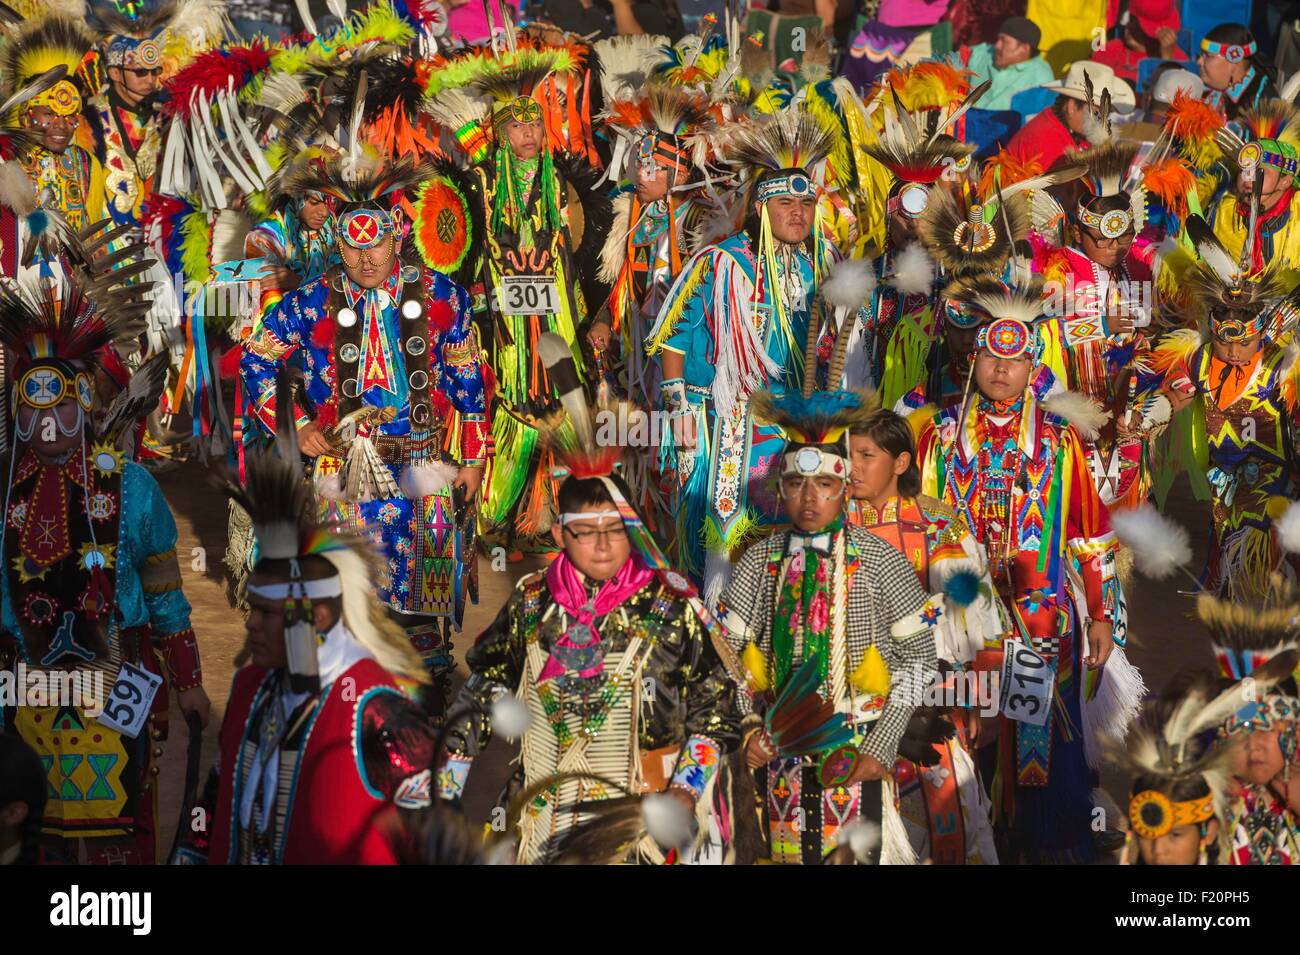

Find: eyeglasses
779;476;845;501
561;525;628;544
1082;228;1136;248
126;67;163;77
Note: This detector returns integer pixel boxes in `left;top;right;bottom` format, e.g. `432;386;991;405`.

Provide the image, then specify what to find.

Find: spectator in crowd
447;0;522;45
1198;22;1277;120
1115;64;1203;141
1145;64;1204;122
535;0;678;39
1004;61;1135;170
945;0;1024;48
844;0;951;90
963;15;1054;109
1091;0;1187;82
225;0;293;39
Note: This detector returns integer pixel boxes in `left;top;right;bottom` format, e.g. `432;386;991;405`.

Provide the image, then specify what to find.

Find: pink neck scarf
539;553;655;681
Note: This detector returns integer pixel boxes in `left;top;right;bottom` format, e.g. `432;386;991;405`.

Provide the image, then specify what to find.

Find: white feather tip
821;257;877;310
888;244;934;296
1110;504;1192;580
489;695;532;741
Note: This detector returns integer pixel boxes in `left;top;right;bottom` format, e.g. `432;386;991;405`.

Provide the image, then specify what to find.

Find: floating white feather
1042;391;1112;440
888;243;934;296
820;257;877;310
400;460;459;499
1110;504;1192;579
490;695;532;741
1276;500;1300;554
641;793;693;849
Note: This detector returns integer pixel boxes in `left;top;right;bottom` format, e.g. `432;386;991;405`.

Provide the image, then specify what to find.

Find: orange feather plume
1143;157;1196;219
979;149;1044;194
1165;90;1223;139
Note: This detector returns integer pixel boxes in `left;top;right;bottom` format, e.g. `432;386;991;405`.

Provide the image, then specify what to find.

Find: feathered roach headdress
281;142;432;251
597;81;722;316
1151;89;1225;173
222;367;428;690
725;107;836;206
1214;98;1300;184
1116;684;1245;848
0;16;94;126
1182;213;1290;340
864;62;986;220
1197;579;1300;723
0;243;154;438
750;265;881;481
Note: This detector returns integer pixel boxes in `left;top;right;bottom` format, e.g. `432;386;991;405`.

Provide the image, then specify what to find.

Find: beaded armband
669;735;722;800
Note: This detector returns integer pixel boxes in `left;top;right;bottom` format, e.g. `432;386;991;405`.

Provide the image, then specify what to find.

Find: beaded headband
1128;790;1215;840
1201;38;1257;63
336;207;396;250
492;95;542;132
756;170;817;203
782;446;849;480
28;79;82;118
1076;204;1134;239
1237;139;1299;176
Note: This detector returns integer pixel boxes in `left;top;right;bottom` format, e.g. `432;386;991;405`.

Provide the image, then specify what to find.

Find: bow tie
788;531;832;556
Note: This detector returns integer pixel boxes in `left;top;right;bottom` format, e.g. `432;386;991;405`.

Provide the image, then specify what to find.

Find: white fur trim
881;778;919;864
316;472;345;501
1277;501;1300;555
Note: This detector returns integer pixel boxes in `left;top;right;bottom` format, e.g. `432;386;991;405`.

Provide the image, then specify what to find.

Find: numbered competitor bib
97;662;163;739
499;275;559;315
999;638;1052;726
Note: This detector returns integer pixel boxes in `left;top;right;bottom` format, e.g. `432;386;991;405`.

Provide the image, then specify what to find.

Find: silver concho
400;264;420;283
795;446;823;475
406;337;426;356
401;299;423;320
411;404;431;425
408;370;429;391
337;307;358;328
342;378;360;398
339;343;361;363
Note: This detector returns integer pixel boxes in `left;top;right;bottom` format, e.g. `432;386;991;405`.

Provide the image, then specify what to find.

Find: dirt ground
150;462;1214;859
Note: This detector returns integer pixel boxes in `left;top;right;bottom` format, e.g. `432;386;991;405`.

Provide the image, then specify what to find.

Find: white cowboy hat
1041;61;1137;112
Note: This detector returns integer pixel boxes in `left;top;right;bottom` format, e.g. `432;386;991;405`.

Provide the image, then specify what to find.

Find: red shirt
1005;107;1089;172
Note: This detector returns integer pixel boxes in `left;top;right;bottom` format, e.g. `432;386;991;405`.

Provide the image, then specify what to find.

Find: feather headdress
1113;685;1243;846
749;389;880;449
916;179;1030;277
1196;578;1300;684
724;107;837;180
0;15;93;121
280;143;429;210
1066;139;1148;236
593;33;672;103
1182;213;1287;338
866;62;986;186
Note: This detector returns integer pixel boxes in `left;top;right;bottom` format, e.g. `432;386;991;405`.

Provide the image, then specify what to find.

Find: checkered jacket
718;525;937;766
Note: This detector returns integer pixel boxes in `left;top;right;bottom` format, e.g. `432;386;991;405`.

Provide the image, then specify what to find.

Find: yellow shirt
1210;190;1300;278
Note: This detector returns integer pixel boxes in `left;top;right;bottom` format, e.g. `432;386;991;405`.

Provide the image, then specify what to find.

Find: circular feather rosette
411;175;472;275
